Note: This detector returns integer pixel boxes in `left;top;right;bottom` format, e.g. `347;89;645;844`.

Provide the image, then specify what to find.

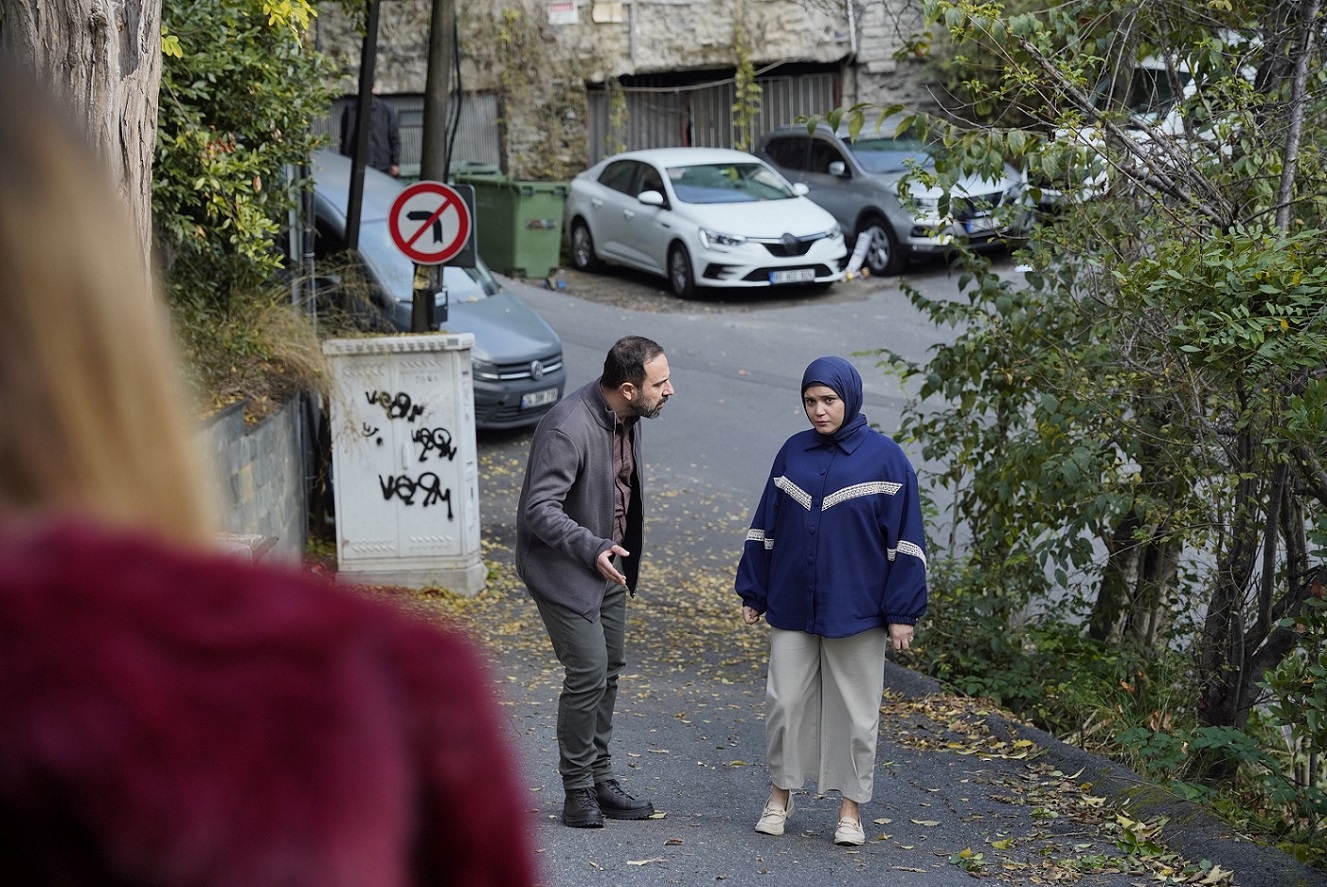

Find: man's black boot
563;787;604;828
595;779;655;820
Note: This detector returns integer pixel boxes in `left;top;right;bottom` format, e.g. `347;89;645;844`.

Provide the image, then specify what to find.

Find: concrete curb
883;661;1327;887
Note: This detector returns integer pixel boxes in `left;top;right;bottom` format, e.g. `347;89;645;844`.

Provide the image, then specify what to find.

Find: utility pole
420;0;455;183
413;0;456;332
345;0;381;252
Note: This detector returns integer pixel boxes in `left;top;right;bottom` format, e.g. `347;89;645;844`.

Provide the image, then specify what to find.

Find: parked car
309;149;565;430
1029;45;1262;213
754;121;1027;276
564;147;846;298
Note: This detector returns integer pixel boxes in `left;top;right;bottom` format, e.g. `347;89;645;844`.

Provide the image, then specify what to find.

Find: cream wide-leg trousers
765;626;888;803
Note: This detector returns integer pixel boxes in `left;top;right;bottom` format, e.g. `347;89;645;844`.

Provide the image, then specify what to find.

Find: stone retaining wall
199;397;309;564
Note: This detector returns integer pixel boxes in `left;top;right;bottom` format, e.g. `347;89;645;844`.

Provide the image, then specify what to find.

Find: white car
565;147;846;298
1028;48;1254;210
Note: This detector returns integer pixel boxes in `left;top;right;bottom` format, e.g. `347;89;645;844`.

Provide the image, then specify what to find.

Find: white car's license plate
769;268;816;284
521;387;559;409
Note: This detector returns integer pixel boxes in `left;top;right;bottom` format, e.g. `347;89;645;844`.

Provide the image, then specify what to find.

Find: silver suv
755;122;1027;276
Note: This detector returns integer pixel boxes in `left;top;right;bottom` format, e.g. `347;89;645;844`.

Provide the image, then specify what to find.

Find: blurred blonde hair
0;61;216;545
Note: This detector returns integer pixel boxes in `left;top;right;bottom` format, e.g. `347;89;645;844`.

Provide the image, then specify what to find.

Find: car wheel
570;220;602;272
668;243;698;299
858;216;904;277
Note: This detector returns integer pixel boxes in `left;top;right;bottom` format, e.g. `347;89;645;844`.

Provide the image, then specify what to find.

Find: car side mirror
828;161;847;177
638;189;665;207
792;182;810;197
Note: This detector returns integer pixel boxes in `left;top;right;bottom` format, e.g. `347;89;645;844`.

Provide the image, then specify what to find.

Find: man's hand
596;544;629;586
741;605;762;625
888;623;914;652
388;164;400;177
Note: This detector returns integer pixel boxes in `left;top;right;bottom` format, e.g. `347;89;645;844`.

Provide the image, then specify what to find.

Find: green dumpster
450;161;501;178
452;173;567;279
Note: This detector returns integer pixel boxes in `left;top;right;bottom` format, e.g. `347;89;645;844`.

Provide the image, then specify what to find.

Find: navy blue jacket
736;421;927;638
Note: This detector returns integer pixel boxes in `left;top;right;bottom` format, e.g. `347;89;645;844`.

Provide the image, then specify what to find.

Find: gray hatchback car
309;150;565;430
755;123;1027;276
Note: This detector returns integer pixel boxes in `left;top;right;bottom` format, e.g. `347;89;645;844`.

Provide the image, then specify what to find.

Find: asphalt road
484;254;967;559
457;261;1327;887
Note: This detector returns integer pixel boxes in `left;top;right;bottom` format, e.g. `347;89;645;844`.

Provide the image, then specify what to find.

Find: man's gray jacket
515;379;644;618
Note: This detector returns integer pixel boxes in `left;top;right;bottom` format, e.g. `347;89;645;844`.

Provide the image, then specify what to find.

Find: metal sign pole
434;264;448;324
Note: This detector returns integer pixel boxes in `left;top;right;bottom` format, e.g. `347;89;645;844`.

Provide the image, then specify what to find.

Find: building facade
314;0;935;179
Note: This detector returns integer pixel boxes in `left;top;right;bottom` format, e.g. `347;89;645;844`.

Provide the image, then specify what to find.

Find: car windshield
356;218;497;302
665;162;796;204
845;137;934;174
1089;63;1193;120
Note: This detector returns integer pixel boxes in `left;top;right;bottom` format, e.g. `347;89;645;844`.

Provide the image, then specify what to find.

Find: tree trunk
1090;513;1180;647
1192;2;1320;779
1091;403;1183;646
0;0;162;273
1090;511;1142;642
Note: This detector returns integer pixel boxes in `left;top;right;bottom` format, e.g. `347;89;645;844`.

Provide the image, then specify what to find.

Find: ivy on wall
466;5;590;181
731;2;762;152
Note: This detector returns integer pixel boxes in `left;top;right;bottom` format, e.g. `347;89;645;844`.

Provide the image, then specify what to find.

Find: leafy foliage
1260;590;1327;850
730;1;763;153
155;0;331;314
878;0;1327;860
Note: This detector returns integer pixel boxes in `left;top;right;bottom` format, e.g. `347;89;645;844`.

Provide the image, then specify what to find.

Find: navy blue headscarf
800;356;869;442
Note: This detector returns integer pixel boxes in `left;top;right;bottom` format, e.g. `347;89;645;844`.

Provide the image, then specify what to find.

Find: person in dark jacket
515;335;674;828
736;356;927;847
340;85;401;176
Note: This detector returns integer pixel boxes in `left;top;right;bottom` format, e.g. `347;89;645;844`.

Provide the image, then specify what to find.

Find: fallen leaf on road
627;858;667;866
1198;864;1234;884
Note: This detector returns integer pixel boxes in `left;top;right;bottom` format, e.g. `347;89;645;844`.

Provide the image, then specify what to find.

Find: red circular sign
388;180;472;265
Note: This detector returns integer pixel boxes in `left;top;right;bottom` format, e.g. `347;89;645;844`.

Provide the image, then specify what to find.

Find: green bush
155;0;330;314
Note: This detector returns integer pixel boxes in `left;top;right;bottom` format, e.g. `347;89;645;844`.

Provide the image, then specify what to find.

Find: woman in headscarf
736;356;928;846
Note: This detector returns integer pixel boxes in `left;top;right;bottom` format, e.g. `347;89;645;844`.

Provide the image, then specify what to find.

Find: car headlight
471;357;500;382
902;195;941;213
698;228;746;249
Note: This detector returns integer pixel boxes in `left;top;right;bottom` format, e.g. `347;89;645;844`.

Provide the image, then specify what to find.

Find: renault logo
781;233;801;251
530;360;544;381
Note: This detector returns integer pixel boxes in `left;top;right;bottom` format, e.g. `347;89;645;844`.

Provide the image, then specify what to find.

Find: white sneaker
834;818;865;846
754;795;795;836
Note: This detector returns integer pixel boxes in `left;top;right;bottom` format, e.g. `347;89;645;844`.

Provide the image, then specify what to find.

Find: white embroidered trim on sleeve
746;529;775;550
893;540;927;566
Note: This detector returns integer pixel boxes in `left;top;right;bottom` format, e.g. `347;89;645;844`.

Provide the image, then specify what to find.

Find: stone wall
199;397;309;564
313;0;938;174
853;0;936;109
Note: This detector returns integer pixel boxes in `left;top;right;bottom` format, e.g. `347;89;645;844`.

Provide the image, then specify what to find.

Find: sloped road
398;262;1327;887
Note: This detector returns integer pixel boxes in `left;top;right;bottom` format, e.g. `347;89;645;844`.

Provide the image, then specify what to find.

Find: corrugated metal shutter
760;74;840;129
585;70;839;164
